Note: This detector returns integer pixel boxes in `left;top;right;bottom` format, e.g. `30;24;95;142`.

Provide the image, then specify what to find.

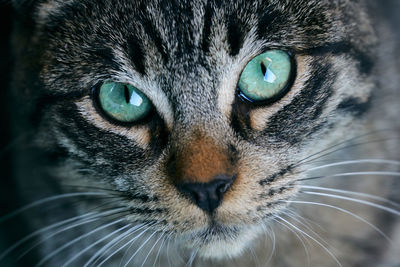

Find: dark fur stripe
302;42;374;74
138;3;169;63
129;207;165;215
257;8;283;38
87;47;120;71
260;61;334;144
337;95;372;117
259;166;292;186
201;1;214;53
226;15;245;56
126;36;146;75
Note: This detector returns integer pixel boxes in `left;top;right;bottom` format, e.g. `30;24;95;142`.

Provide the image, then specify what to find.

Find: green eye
237;50;293;103
97;82;152;123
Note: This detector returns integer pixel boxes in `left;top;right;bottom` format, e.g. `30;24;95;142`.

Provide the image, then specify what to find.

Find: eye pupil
260;62;267;76
124;85;130;104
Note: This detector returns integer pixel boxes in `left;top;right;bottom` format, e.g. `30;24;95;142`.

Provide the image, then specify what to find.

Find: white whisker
35;217;126;267
302;191;400;216
123;229;159;267
294;134;399;168
281;200;392;242
185;246;199;267
140;231;166;267
18;217;99;260
273;217;310;266
265;224;276;265
283;210;330;248
166;232;173;267
83;223;145;267
153;231;172;267
298;171;400;182
275;216;342;267
306;159;400;172
98;224;153;267
0;211;98;261
0;192;110;224
300;185;400;208
62;223;132;267
18;205;127;260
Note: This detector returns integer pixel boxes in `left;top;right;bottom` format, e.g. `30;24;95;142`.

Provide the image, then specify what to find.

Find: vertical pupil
260;62;267;76
124;85;130;104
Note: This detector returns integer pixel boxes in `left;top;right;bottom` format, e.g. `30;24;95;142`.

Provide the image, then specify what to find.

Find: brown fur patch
173;134;235;183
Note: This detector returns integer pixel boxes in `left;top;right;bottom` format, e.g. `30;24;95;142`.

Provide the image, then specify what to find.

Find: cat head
10;0;377;259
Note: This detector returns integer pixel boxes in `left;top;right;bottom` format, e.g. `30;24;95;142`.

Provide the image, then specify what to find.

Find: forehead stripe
126;35;147;76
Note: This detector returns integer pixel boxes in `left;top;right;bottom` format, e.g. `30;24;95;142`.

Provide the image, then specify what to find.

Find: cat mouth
181;221;263;259
197;222;241;240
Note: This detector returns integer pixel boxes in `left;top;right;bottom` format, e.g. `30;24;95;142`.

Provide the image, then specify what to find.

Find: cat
0;0;399;266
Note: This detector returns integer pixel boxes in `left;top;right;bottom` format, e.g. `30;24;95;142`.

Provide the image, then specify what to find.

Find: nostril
217;181;231;194
176;174;237;213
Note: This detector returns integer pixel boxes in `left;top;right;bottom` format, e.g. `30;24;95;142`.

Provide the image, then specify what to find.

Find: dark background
0;2;29;266
0;3;15;222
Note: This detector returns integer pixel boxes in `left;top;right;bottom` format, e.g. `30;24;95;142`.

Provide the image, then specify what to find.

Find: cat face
10;0;379;260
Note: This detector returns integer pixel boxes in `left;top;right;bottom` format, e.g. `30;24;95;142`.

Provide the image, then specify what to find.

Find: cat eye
237;50;294;104
96;82;152;123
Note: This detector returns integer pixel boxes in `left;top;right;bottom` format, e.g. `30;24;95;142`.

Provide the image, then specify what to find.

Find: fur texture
1;0;399;266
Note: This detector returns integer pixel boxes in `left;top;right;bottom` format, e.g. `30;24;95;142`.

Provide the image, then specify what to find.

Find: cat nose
176;174;236;213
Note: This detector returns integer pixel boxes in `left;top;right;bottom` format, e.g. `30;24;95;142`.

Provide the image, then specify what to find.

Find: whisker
123;229;159;267
300;185;400;208
97;223;154;267
166;231;173;267
272;217;310;266
301;191;400;216
0;192;111;224
18;217;100;261
292;129;398;167
265;224;276;265
297;171;400;182
119;224;149;266
0;211;99;262
35;216;127;267
140;231;166;267
83;223;145;267
306;159;400;172
296;137;400;168
62;184;123;194
285;208;325;232
275;215;342;267
153;231;172;267
61;223;132;267
283;210;330;248
185;246;199;267
281;200;392;242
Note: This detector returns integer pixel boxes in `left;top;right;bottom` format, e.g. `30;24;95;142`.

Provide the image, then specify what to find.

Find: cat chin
184;224;264;260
